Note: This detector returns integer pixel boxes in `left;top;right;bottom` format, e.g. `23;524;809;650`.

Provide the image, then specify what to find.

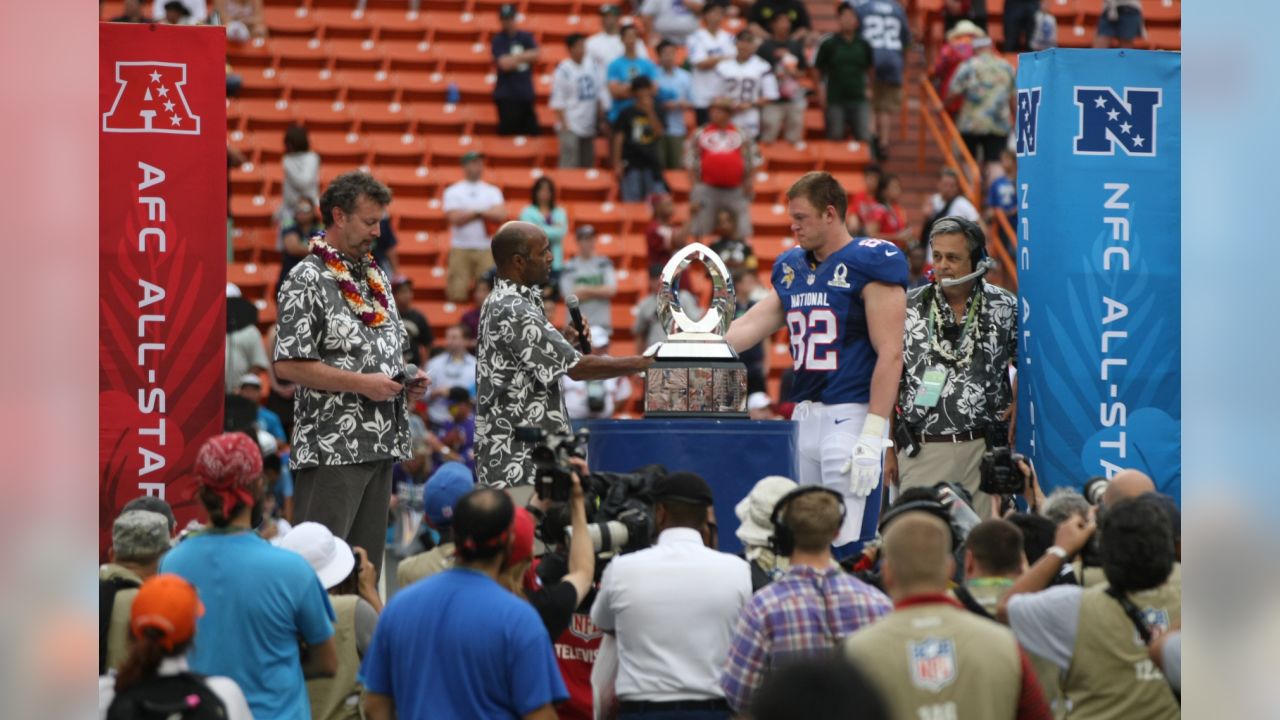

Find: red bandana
195;432;263;517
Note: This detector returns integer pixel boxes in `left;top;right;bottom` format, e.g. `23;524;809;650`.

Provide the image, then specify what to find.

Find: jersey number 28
786;309;838;371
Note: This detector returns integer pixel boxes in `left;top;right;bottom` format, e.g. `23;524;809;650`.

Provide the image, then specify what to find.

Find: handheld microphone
398;364;420;389
940;257;997;287
565;294;592;355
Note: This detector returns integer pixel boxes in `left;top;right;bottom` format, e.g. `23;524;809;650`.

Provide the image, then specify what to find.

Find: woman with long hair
518;176;570;274
99;575;253;720
864;174;914;249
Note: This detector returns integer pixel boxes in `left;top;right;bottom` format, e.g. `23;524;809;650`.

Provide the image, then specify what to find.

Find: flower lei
309;232;391;328
927;284;983;367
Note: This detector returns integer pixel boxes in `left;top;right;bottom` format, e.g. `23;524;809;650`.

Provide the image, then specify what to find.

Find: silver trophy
644;243;748;417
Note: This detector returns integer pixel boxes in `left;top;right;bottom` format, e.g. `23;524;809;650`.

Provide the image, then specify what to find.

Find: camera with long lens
515;426;590;502
540;466;663;559
1082;476;1109;506
979;446;1028;495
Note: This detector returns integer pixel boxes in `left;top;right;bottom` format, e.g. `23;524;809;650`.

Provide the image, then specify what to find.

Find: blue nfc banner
1014;49;1180;502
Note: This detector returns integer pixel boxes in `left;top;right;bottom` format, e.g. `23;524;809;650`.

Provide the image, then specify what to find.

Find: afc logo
1016;87;1041;157
1073;86;1161;157
103;62;201;135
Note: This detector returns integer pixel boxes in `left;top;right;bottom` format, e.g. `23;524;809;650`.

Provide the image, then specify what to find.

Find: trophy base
654;335;739;359
644;358;748;418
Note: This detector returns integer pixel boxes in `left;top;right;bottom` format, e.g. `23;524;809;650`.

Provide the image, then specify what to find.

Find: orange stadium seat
491;168;543;200
311;7;375;39
554;168;616;202
310;132;370;164
278;69;342;101
664;172;691;203
412;102;475;134
615;202;652;234
349;101;416;134
365;8;432;41
370;134;430;166
396;71;452;103
329;39;389;72
750;171;785;203
416;300;466;327
228;262;273;299
750;203;793;239
814;140;872;172
262;5;318;37
291;99;357;133
384;40;441;73
435;42;496;73
426;135;484;165
239;68;284;100
228;39;275;70
398;203;452;233
449;71;498;104
335;69;399;103
400;265;451;299
239;98;296;132
271;37;331;70
483;135;553;167
377;165;441;198
425;10;501;42
230;195;275;229
471;0;514;15
230;162;268;196
760;142;818;172
568;202;626;235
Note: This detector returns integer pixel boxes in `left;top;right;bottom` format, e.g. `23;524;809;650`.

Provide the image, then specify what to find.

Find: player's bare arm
862;281;907;420
726;289;785;353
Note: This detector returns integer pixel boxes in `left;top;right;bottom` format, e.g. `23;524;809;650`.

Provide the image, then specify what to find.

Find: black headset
877;496;962;551
769;486;847;556
928;215;988;268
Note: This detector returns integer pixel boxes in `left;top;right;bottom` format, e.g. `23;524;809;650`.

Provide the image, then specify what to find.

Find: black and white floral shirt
898;280;1018;435
475;277;582;488
273;254;411;470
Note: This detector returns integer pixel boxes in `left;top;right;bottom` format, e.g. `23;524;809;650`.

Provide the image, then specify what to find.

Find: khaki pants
446;246;494;302
896;437;992;519
690;183;751;238
761;101;805;144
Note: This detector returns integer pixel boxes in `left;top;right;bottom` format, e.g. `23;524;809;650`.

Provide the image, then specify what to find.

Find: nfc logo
1016;87;1041;157
1073;86;1161;157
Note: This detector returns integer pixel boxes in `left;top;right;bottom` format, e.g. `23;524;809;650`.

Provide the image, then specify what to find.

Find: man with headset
887;216;1017;519
719;486;893;714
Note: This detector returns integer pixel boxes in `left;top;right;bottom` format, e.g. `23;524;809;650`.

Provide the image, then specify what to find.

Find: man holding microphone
474;221;653;489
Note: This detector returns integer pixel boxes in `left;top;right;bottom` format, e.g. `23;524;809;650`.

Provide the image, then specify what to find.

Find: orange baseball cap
130;574;205;651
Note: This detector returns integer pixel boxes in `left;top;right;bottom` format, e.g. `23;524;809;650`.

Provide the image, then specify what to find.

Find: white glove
842;413;888;497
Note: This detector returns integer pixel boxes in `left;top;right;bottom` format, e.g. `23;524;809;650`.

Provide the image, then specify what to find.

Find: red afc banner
100;23;227;558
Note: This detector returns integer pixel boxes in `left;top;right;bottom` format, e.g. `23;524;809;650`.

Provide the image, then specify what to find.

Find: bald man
844;511;1050;720
474;221;653;488
1101;469;1155;507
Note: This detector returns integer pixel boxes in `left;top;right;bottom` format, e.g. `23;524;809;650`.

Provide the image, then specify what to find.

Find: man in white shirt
425;324;478;426
591;471;752;717
558;225;618;331
641;0;704;45
587;4;650;78
551;33;608;169
685;2;736;127
562;326;633;422
442;151;506;302
715;30;780;139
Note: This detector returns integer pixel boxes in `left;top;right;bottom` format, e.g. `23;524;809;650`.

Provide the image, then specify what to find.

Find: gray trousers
690;183;752;238
558;129;596;168
294;459;394;578
825;100;872;142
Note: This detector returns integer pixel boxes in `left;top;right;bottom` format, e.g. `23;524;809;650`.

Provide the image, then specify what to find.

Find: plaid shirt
719;564;893;712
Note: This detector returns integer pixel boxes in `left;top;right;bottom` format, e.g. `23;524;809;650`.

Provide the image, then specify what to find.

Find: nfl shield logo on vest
1073;86;1161;157
909;637;957;692
1016;87;1041;157
103;62;202;135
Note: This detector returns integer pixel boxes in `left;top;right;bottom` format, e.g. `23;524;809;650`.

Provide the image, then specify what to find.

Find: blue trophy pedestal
586;418;799;555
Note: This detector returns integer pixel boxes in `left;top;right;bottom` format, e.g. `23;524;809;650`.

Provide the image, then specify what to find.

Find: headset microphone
940;257;998;287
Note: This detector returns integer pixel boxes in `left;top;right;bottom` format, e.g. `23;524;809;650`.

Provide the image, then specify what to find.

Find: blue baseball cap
424;462;476;527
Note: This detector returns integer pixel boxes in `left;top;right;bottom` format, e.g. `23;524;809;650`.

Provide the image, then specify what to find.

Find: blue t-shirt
656;66;693;135
360;568;569;718
161;531;335;720
856;0;910;84
988;175;1017;218
772;238;908;404
492;31;538;101
257;406;286;443
606;56;660;123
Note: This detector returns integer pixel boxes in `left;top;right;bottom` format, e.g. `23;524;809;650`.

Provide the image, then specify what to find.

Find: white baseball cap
277;522;356;589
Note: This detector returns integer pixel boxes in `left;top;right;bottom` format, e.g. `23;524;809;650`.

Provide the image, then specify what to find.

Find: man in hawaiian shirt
475;221;652;488
887;217;1016;519
274;171;429;577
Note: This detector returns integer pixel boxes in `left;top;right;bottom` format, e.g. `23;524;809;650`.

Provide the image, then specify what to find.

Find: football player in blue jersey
727;172;907;550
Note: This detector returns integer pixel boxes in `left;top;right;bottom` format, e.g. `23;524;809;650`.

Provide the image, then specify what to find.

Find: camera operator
996;495;1181;720
590;472;752;719
515;458;596;640
887;217;1018;520
732;475;799;590
475;222;653;489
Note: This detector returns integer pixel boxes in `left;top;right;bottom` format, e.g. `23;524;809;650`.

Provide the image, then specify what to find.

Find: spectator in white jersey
686;2;736;127
587;4;649;75
715;30;780;140
551;33;607;169
641;0;704;45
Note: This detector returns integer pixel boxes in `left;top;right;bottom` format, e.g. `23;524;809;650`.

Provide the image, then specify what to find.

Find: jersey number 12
786;309;838;371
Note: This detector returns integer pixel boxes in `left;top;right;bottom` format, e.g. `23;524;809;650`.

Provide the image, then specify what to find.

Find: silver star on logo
1094;96;1107;109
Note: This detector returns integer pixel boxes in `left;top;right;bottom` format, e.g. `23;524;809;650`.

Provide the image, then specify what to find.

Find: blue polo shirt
606;55;660;123
161;530;335;720
492;31;538;101
360;567;568;718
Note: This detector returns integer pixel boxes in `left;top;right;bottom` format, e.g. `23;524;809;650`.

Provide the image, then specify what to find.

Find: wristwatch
1045;545;1070;562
